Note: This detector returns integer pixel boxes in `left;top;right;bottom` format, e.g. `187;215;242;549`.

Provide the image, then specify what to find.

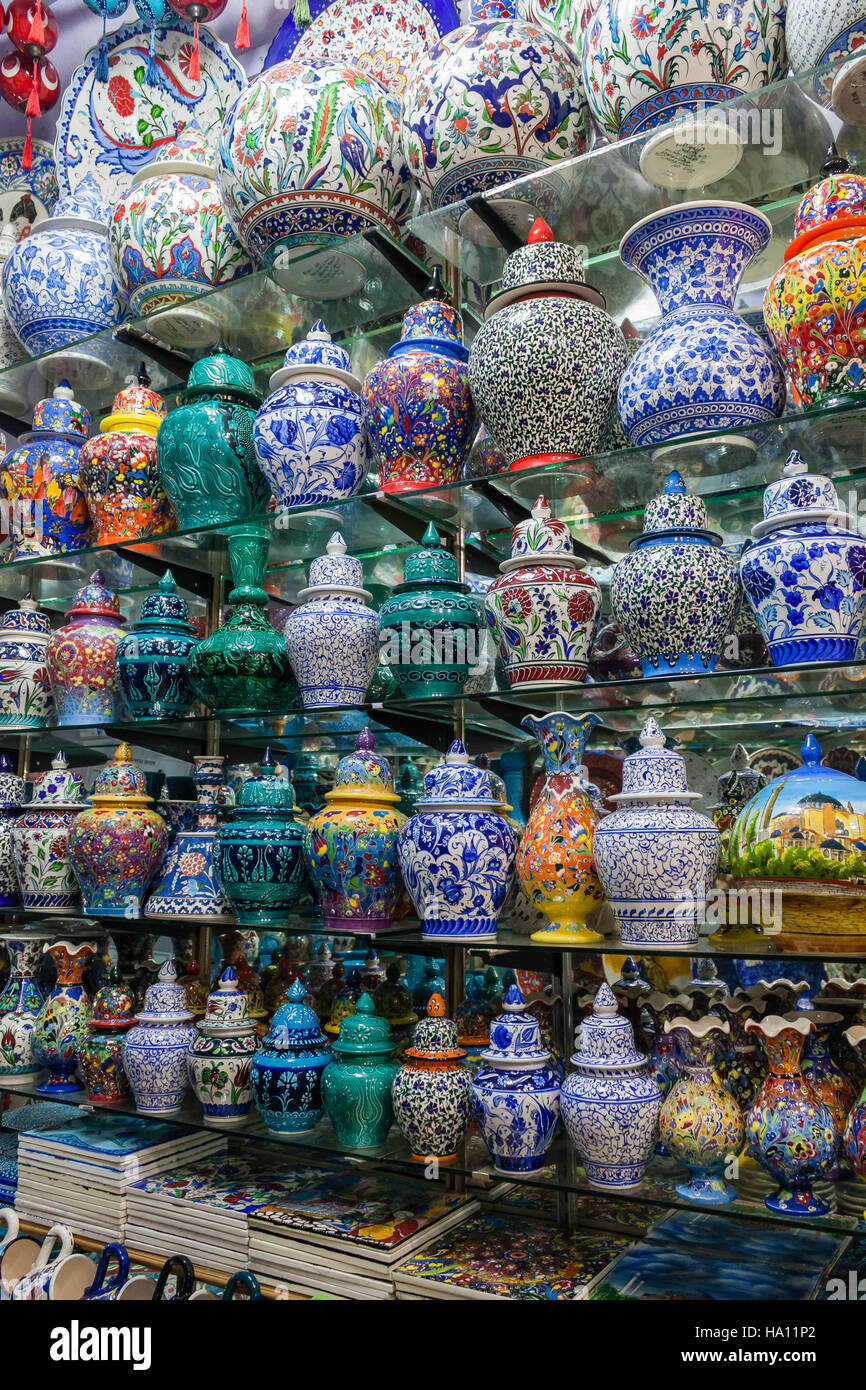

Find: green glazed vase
214;749;308;926
377;523;480;699
321;992;398;1147
156;351;270;529
187;521;299;718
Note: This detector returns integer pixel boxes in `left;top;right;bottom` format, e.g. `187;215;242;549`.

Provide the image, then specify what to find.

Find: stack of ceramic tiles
249;1172;479;1300
15;1117;225;1245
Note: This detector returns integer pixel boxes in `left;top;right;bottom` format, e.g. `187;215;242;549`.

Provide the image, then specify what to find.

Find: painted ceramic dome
787;147;866;258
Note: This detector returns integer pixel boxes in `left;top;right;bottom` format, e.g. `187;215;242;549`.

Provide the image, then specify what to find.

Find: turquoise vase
116;569;199;720
251;979;331;1134
214;750;308;925
321;992;398;1148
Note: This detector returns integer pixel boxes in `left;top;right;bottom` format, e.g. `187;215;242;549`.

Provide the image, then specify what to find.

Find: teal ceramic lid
416;739;501;811
332;990;395;1056
269;321;361;392
397;524;465;589
182;351;261;407
479;986;550;1070
27;752;87;810
571;983;647;1070
200;966;256;1035
134;570;195;633
234;749;299;816
66;570;123;623
264;978;329;1051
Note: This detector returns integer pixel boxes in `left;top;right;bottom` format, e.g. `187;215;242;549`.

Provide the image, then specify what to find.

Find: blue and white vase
618;202;786;448
116;570;199;721
122;962;196;1115
593;718;720;949
254;321;368;509
0;595;54;730
187;968;258;1125
0;757;23;909
145;755;235;923
740;450;866;666
560;983;663;1190
610;472;739;676
398;740;517;943
251;978;331;1135
283;533;379;709
471;985;561;1176
10;753;87;913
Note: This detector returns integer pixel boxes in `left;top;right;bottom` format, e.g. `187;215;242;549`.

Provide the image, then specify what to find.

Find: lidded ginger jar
10;752;87;913
79;365;171;545
283;532;379;709
47;570;126;727
392;993;472;1162
68;744;169;919
1;381;91;559
0;592;54;730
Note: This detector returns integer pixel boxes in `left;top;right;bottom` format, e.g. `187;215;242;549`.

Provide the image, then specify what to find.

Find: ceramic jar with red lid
79;365;171;545
46;570;126;726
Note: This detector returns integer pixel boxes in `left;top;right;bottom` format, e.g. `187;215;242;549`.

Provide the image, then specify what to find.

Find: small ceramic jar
471;986;561;1176
10;752;87;913
254;321;369;509
283;533;380;708
0;382;91;558
392;993;472;1162
0;594;54;729
76;966;136;1106
214;749;308;925
251;978;331;1135
0;930;52;1086
321;991;398;1147
79;367;171;545
187;967;258;1125
123;962;196;1115
145;754;234;924
68;743;169;919
47;570;126;727
0;756;23;909
116;570;200;721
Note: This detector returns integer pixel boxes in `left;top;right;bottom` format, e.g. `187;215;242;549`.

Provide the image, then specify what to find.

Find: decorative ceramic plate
0;137;59;241
262;0;459;97
55;18;245;205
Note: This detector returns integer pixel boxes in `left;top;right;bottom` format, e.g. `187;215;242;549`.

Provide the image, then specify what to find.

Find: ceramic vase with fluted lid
79;366;171;545
33;938;96;1095
214;749;307;925
0;593;54;729
471;985;561;1175
283;533;379;709
123;961;196;1115
145;755;234;924
10;752;87;913
75;966;136;1106
610;472;739;676
321;991;398;1148
560;983;662;1190
0;929;52;1086
392;993;472;1162
659;1016;744;1203
0;381;91;558
116;570;199;721
252;978;331;1134
47;570;126;727
187;967;258;1124
68;744;169;918
254;320;369;509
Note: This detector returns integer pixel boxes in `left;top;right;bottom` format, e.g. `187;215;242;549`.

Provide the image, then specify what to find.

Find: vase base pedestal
530;922;602;945
765;1186;829;1218
422;918;498;943
650;432;756;471
322;916;408;936
271;245;366;300
410;1151;458;1164
675;1174;736;1204
35;1077;83;1096
0;1069;45;1087
707;922;776;949
832;52;866;125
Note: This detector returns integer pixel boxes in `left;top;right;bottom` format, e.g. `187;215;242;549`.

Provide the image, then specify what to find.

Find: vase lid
133;121;218;180
27;752;87;809
182;351;261;407
499;495;581;573
304;941;334;989
787;146;866;258
134;570;196;633
372;961;417;1027
135;960;195;1023
65;570;123;623
30;380;91;439
0;754;23;807
752;450;852;536
404;992;465;1060
611;717;700;802
332;989;395;1056
234;749;299;815
325;728;400;806
199;966;257;1035
500;218;587;292
101;363;166;436
642;471;711;534
0;592;51;637
571;983;648;1070
715;744;766;807
90;965;136;1032
90;744;153;805
391;267;468;359
416;739;502;810
47;174;110;230
263;977;329;1051
298;532;372;600
479;985;551;1068
268;319;361;393
397;524;464;589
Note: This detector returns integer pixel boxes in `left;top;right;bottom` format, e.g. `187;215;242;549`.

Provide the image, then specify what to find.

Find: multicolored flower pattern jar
321;992;398;1148
10;753;87;913
471;986;561;1176
0;930;51;1086
214;749;308;925
0;594;54;730
800;1010;856;1141
68;744;169;919
116;570;200;721
843;1025;866;1183
145;755;234;923
391;993;472;1162
46;571;126;727
78;367;171;545
0;756;22;909
123;962;196;1115
251;978;331;1135
303;729;407;935
712;995;766;1110
0;382;91;558
187;968;258;1125
363;270;476;493
660;1016;744;1203
32;939;96;1095
283;533;380;709
485;495;601;689
75;966;136;1106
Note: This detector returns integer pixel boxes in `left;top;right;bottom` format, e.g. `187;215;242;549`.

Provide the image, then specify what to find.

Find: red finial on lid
527;217;553;244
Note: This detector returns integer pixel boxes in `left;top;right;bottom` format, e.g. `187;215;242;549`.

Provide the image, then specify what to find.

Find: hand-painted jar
10;752;87;913
116;570;199;721
283;533;379;709
469;220;625;469
745;1015;838;1216
800;1010;856;1140
0;929;51;1086
0;756;22;908
32;939;96;1095
324;965;363;1038
0;594;54;729
486;495;601;689
68;744;170;918
593;717;720;949
0;382;91;558
713;745;767;872
251;978;331;1135
304;942;335;1002
471;986;561;1175
391;993;472;1162
123;962;196;1115
739;450;866;667
46;571;126;727
78;367;171;546
109;123;251;347
618;203;785;448
378;524;481;699
303;729;406;935
75;966;136;1106
644;992;694;1117
156;351;268;530
187;967;258;1125
517;712;604;945
214;749;307;925
321;991;398;1148
363;269;475;494
561;983;663;1190
843;1025;866;1182
254;321;368;510
187;522;298;718
712;995;766;1110
399;739;516;943
660;1016;744;1203
145;755;234;924
610;472;739;676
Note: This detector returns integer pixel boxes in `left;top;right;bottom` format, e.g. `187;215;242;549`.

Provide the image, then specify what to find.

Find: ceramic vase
0;594;54;729
10;753;87;913
145;755;234;923
610;472;740;676
0;757;22;909
378;524;481;699
123;962;196;1115
471;986;561;1176
187;968;258;1125
391;993;472;1162
712;995;766;1110
283;533;380;709
643;993;693;1150
79;367;171;544
800;1010;856;1140
0;221;28;418
843;1025;866;1182
251;978;331;1134
0;930;51;1085
659;1016;744;1203
745;1015;838;1216
187;521;298;718
32;939;96;1095
214;749;308;925
109;123;251;347
321;992;398;1148
75;967;136;1106
618;203;785;448
469;220;625;468
486;495;601;689
68;744;169;919
156;351;269;530
560;983;663;1190
254;321;369;509
46;571;126;727
363;269;476;493
304;729;406;935
0;382;91;558
399;739;516;943
740;450;866;667
116;570;199;721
